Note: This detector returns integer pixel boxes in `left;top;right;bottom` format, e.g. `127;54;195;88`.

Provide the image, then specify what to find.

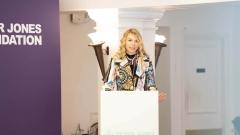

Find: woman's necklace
126;54;137;80
126;54;136;65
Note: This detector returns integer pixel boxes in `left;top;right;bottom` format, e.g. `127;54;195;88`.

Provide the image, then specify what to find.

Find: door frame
170;28;231;135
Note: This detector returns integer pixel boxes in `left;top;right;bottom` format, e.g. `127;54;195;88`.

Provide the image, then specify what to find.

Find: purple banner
0;0;61;135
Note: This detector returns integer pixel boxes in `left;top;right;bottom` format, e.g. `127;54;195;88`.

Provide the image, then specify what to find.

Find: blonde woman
103;28;166;100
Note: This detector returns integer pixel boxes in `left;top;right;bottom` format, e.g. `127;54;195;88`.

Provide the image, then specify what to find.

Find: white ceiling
119;1;240;12
60;0;239;12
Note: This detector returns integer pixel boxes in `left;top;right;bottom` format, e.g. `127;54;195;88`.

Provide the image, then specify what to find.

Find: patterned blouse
103;54;157;91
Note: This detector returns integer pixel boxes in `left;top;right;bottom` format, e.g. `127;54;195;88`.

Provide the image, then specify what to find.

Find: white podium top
100;91;159;135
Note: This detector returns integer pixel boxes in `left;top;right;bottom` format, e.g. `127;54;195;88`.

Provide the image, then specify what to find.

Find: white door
183;36;224;130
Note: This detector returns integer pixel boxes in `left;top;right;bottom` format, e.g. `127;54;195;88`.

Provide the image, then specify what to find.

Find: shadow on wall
186;129;222;135
155;26;171;135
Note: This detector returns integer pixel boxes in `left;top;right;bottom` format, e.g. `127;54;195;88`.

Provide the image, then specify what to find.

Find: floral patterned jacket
103;54;157;91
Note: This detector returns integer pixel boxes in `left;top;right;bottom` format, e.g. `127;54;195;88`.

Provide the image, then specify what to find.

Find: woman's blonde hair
114;28;147;64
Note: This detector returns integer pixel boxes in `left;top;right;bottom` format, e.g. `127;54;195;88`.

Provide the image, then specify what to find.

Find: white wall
233;6;240;116
60;12;98;135
157;2;239;135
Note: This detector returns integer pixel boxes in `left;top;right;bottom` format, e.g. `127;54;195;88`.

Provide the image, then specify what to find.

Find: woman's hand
159;91;167;102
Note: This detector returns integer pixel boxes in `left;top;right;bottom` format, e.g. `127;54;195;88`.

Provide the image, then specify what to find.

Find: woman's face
125;33;139;55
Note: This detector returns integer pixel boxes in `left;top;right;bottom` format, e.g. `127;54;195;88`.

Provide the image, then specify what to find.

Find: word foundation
0;34;42;45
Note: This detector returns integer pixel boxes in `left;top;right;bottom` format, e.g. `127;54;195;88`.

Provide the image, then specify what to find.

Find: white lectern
100;91;159;135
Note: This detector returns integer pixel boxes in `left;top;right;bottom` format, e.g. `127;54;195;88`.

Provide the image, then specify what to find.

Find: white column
118;9;164;66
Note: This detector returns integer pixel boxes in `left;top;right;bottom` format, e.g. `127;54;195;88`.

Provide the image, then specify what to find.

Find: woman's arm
144;61;157;91
145;60;167;101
